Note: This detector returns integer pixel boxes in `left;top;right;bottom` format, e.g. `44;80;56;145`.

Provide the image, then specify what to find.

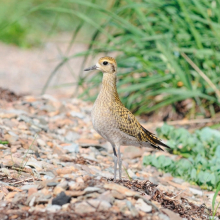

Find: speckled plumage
84;57;169;180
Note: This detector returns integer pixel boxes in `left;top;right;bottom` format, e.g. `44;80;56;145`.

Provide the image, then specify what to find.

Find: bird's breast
91;100;117;140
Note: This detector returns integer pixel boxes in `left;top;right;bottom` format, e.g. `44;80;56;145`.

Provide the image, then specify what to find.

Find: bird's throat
98;73;120;103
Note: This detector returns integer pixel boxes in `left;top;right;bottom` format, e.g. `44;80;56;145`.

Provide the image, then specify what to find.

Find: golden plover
84;57;170;180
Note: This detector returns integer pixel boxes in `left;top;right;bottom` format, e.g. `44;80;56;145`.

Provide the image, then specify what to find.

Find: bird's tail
141;126;170;151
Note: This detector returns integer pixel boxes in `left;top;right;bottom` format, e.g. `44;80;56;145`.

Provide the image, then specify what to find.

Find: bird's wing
110;104;170;150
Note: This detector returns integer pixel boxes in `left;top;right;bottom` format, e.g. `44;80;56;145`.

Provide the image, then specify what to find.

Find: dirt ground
0;33;87;96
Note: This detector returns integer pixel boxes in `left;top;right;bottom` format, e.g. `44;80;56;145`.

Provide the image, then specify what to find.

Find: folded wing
110;104;170;150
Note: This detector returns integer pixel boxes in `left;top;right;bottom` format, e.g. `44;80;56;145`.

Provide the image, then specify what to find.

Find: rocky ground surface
0;90;219;220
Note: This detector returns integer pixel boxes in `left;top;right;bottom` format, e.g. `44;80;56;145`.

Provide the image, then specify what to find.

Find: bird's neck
98;72;121;103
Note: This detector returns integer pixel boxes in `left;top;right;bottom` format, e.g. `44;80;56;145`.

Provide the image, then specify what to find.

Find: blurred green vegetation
0;0;104;47
1;0;220;118
143;124;220;190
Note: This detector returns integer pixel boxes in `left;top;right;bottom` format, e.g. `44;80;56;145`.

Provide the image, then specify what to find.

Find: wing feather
110;104;170;150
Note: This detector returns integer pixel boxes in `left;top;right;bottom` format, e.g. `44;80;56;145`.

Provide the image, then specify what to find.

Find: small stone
97;191;114;204
37;139;46;147
63;143;79;153
104;183;137;196
66;191;85;197
57;181;68;190
126;200;139;217
56;167;77;175
70;112;84;119
69;182;84;191
114;199;128;212
21;185;39;191
75;199;111;214
62;203;69;211
5;132;18;144
65;131;80;142
75;201;95;214
189;188;203;196
0;144;8;150
127;169;136;179
28;188;38;197
158;213;170;220
172;177;184;184
52;191;71;206
84;187;101;194
87;199;111;210
0;193;4;200
0;201;7;207
47;182;58;187
46;204;61;212
43;175;54;180
76;177;84;183
135;198;152;213
26;159;42;170
161;208;182;220
53;186;64;196
148;176;159;185
111;190;126;200
5;192;17;201
11;145;19;153
122;146;143;159
29;196;36;207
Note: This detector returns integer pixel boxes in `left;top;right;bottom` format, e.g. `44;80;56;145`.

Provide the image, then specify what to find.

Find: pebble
135;198;152;213
75;199;111;214
21;185;39;191
0;95;212;220
37;139;46;147
63;143;79;153
47;182;58;187
57;181;68;190
97;191;114;204
126;200;139;217
0;144;8;149
65;131;80;142
84;187;101;194
75;201;96;214
104;183;137;196
53;186;64;196
189;187;203;196
5;131;18;143
52;191;71;206
28;188;38;197
111;190;126;200
46;204;61;212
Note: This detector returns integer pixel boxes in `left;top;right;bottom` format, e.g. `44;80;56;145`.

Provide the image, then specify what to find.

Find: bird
84;56;170;181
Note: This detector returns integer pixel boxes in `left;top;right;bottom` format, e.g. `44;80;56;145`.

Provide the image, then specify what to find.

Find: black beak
84;65;97;71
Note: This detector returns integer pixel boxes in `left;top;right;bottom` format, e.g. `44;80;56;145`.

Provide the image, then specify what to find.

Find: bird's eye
103;61;108;65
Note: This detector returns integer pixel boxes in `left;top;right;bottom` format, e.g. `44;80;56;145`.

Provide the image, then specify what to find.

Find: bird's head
84;57;117;74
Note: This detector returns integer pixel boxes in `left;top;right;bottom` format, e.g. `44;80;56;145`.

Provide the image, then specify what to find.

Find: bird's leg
112;144;117;181
117;145;122;180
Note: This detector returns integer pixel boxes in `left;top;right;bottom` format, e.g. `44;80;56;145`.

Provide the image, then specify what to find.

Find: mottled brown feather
110;101;169;150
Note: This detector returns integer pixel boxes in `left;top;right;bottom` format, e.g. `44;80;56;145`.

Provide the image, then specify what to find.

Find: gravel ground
0;92;219;220
0;39;219;220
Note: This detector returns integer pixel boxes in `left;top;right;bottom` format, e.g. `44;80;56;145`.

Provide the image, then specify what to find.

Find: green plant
212;182;220;219
42;0;220;117
0;0;104;47
143;124;220;190
0;140;9;145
